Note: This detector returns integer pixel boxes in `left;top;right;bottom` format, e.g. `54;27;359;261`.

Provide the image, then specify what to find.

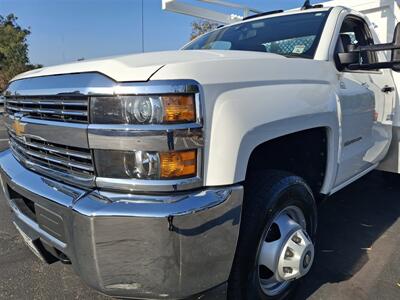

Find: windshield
183;11;330;59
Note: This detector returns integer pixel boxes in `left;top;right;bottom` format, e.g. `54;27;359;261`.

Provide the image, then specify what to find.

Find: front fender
204;82;340;194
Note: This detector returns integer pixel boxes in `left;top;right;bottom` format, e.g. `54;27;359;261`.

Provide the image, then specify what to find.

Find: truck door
334;15;395;187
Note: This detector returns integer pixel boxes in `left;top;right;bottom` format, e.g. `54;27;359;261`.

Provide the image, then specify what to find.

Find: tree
190;19;219;40
0;14;41;91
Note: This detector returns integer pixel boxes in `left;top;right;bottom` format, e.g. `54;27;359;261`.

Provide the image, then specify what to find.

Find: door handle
382;85;395;93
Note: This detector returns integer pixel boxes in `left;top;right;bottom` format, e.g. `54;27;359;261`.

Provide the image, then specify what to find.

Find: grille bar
10;145;95;188
7;105;88;117
6;99;87;106
9;132;94;177
6;96;89;123
12;141;94;172
23;139;92;160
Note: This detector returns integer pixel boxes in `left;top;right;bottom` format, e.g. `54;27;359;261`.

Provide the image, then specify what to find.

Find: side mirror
336;44;359;70
337;22;400;72
336;52;358;70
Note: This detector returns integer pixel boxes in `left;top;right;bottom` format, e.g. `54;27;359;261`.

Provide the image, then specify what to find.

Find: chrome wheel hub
257;206;314;296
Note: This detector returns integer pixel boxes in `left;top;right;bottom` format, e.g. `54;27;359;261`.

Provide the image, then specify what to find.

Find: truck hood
12;50;283;82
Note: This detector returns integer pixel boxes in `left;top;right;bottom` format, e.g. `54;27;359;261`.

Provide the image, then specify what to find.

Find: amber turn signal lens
160;150;197;179
162;95;196;123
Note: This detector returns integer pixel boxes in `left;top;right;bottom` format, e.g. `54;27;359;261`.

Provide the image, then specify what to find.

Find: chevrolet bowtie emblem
12;119;26;137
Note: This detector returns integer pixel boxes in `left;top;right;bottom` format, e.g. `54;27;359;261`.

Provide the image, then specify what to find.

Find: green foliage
0;14;41;91
190;19;219;41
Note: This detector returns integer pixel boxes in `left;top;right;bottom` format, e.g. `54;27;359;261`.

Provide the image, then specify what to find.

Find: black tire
228;170;317;300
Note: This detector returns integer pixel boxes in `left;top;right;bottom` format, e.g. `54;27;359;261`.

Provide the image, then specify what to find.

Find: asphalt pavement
0;116;399;299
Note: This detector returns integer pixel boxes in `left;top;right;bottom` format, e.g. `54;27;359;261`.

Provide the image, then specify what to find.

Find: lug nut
303;251;312;268
292;235;302;244
283;267;293;274
285;248;294;258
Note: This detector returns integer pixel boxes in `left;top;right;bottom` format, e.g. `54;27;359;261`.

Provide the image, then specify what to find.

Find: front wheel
228;170;317;300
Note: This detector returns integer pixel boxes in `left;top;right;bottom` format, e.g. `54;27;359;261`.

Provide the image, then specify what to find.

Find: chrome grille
8;131;94;182
5;96;89;123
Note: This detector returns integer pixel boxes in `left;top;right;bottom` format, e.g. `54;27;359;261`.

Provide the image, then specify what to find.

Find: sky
0;0;330;66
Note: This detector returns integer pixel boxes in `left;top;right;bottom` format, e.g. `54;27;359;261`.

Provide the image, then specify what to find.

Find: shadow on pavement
295;170;400;299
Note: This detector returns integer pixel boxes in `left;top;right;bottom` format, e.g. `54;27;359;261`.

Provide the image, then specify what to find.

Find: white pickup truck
2;3;400;300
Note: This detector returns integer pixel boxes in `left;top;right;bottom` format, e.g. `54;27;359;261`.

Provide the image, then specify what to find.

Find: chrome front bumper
0;150;243;299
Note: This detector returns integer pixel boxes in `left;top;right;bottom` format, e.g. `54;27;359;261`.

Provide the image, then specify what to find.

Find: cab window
335;16;378;69
184;12;330;59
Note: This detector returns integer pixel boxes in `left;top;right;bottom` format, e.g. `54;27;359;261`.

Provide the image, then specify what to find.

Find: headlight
94;149;198;180
91;95;196;124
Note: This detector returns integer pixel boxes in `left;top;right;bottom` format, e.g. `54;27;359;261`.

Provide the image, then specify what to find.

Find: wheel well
246;128;328;197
